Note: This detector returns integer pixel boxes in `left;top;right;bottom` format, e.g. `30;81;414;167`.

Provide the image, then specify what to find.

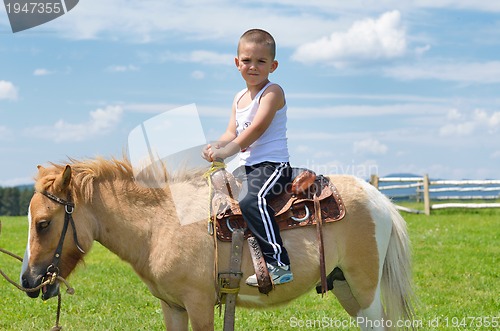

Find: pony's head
21;164;88;300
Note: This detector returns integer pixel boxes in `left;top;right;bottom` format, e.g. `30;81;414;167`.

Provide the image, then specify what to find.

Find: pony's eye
36;220;51;232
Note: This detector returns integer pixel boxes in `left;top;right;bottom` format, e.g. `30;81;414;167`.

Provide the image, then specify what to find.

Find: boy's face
235;41;278;87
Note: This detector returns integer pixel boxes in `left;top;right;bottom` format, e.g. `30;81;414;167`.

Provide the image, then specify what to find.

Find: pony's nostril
21;275;30;288
21;273;41;298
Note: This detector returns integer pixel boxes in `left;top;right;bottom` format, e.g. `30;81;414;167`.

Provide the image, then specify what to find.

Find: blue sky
1;1;500;186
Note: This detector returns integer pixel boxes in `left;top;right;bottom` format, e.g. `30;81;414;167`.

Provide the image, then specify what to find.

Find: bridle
0;190;83;330
37;190;86;278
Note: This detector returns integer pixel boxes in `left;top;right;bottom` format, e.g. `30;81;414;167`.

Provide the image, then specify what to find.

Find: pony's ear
37;165;45;171
53;165;72;192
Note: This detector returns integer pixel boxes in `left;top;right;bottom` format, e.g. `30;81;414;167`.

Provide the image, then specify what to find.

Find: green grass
1;206;499;330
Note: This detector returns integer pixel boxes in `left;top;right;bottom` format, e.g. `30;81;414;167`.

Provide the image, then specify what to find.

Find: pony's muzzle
21;268;60;300
21;271;42;298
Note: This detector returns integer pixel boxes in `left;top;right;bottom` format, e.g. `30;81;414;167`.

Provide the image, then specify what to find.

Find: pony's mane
35;157;209;203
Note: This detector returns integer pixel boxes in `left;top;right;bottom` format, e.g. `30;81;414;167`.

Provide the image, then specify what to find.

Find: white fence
370;174;500;215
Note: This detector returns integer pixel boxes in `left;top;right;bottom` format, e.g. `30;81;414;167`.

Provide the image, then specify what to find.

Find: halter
37;190;86;276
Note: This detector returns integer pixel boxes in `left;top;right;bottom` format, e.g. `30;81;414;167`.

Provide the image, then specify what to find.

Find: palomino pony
20;158;414;330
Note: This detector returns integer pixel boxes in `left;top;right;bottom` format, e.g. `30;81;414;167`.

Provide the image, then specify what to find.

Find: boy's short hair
238;29;276;59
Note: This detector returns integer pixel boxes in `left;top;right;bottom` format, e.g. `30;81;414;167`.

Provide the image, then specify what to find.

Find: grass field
1;205;499;330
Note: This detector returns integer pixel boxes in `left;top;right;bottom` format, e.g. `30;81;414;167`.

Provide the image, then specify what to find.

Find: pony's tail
381;205;416;329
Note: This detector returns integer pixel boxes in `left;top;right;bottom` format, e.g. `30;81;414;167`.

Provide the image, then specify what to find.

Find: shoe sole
273;274;293;285
245;274;294;287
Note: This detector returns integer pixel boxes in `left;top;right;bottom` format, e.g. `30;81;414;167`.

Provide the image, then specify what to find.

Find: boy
202;29;293;286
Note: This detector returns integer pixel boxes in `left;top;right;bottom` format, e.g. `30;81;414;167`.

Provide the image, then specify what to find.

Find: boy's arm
211;85;285;160
202;104;237;162
216;104;237;145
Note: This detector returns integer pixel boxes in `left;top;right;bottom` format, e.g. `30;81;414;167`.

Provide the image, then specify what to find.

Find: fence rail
370;174;500;215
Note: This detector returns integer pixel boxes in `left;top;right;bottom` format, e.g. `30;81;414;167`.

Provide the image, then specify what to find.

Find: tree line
0;186;34;216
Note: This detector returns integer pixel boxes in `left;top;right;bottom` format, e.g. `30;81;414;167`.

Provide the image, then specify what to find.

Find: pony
20;157;414;330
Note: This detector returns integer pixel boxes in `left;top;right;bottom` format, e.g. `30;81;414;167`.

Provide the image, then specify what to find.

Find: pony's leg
161;300;189;331
184;296;215;331
332;279;361;317
356;286;388;331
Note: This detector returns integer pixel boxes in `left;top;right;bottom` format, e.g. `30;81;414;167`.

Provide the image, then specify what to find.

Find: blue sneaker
246;263;293;286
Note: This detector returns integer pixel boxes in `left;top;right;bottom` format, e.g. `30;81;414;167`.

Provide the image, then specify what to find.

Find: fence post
370;174;379;189
423;174;431;215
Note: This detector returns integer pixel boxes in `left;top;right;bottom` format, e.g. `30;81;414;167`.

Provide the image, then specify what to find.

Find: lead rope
203;160;227;235
202;161;227;311
1;227;75;330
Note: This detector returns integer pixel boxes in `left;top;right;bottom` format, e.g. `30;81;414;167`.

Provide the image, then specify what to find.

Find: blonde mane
35;157;209;203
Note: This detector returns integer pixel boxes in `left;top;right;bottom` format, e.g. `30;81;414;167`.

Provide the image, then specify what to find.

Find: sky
1;0;500;186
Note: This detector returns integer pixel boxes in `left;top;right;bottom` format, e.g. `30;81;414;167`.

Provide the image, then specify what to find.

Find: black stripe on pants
238;162;291;267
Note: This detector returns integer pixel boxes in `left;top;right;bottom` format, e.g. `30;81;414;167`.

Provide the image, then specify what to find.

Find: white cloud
287;103;448;119
0;126;11;140
353;138;388;155
295;144;311;153
292;10;407;67
385;61;500;84
0;80;18;100
439;122;475;136
106;64;140;72
48;0;343;47
289;132;340;141
30;105;123;142
414;44;431;57
123;103;186;114
447;108;464;120
88;105;123;130
189;50;234;65
45;1;500;47
33;68;54;76
439;108;500;136
412;0;500;12
287;92;449;104
191;70;205;80
474;109;500;131
490;112;500;128
159;50;234;66
257;0;500;13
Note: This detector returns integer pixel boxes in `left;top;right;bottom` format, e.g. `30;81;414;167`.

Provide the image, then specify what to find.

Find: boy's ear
270;60;278;73
234;57;240;69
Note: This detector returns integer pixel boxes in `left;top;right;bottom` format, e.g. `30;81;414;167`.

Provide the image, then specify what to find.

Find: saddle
208;165;346;296
210;167;346;242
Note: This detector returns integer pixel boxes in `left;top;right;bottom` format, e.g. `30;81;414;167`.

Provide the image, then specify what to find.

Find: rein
202;160;227;309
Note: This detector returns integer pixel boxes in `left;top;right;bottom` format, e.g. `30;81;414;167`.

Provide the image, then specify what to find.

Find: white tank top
235;82;289;166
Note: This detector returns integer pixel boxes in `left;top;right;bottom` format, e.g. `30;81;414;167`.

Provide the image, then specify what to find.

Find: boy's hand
203;142;240;162
201;144;214;162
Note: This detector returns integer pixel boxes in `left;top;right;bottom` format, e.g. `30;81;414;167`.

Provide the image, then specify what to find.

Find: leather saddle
209;167;346;242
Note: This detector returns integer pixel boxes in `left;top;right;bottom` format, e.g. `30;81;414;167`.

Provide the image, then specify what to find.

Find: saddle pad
214;176;346;242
